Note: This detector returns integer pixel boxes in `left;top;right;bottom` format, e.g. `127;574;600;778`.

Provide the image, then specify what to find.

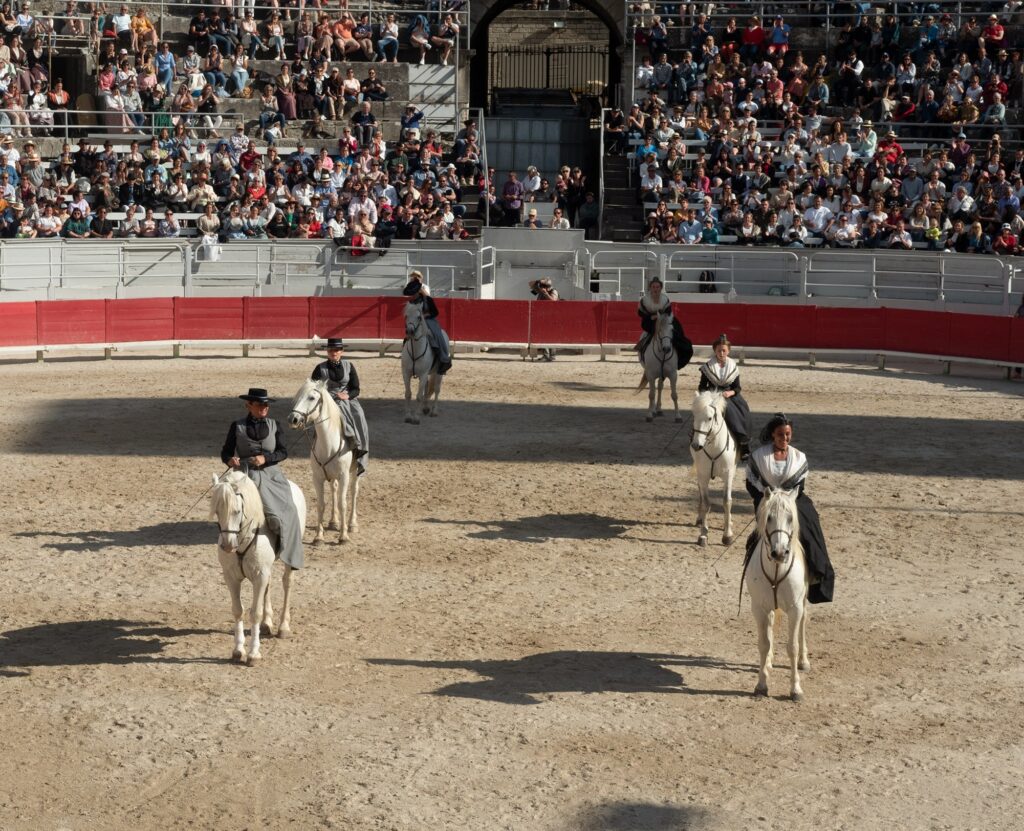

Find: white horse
401;302;443;424
288;379;360;544
209;470;306;664
690;391;738;547
638;309;681;423
743;487;810;701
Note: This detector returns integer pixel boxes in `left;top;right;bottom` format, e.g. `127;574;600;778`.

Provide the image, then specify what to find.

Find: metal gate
488;44;608;96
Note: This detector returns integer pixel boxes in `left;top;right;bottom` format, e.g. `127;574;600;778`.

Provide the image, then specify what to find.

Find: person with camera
529;278;559;362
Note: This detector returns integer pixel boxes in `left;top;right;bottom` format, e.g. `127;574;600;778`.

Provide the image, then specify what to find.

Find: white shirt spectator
112;12;132;34
291;181;314;207
803;203;833;233
825;140;851;164
347;195;377;224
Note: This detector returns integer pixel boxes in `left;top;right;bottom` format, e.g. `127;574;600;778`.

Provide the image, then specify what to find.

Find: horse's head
288;378;327;429
690;391;725;451
404;301;425;337
209;471;262;554
758;487;800;562
655;307;674;342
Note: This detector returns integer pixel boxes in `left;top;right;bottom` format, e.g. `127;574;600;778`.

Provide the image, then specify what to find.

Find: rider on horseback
745;413;835;604
403;270;452;375
698;334;752;460
637;278;693;369
220;387;305;569
311;337;369;476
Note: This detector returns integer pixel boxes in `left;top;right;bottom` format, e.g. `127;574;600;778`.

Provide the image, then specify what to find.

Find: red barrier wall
2;298;1019;367
37;300;106;344
0;301;37;347
173;297;244;340
243;297;310;340
106;298;175;343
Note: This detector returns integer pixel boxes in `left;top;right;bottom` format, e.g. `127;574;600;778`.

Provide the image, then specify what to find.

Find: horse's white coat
209;470;306;664
744;488;810;701
690;391;738;546
639;311;681;423
288;379;360;544
401;303;443;424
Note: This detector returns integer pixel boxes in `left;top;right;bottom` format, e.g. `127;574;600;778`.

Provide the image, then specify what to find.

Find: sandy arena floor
0;348;1021;831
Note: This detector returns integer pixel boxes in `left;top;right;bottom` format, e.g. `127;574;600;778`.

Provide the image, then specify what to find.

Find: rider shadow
576;801;710;831
13;521;211;553
0;619;223;669
423;513;641;543
367;651;753;705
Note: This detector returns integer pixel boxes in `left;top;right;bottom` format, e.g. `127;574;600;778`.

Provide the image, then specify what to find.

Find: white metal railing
588;249;659;298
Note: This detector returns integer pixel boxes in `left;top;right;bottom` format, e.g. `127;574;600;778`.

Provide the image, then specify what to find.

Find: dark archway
470;0;623;111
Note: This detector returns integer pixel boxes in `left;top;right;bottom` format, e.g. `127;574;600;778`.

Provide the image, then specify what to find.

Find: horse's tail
635;374;649;393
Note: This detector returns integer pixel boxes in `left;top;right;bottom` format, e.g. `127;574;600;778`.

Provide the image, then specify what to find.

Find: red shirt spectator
992;226;1019;255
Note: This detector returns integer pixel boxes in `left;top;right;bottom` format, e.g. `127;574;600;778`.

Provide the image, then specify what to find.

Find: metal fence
488;44;608;97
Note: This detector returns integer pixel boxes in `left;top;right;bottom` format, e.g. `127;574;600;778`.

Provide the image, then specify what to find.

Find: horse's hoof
327;521;340;531
791;691;804;703
312;536;323;545
410;418;420;425
645;415;653;423
798;659;811;672
675;416;683;423
698;535;708;547
259;623;274;637
277;626;291;640
231;649;246;664
654;410;664;417
422;407;430;415
246;653;262;666
722;533;734;545
753;684;768;697
429;411;438;417
338;536;350;545
404;416;413;424
348;523;359;534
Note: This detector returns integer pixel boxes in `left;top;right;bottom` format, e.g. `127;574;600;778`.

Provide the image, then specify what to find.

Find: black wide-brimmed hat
325;337;345;349
239;387;276;403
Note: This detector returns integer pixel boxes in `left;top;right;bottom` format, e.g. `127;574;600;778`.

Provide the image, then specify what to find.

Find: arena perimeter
0;350;1020;831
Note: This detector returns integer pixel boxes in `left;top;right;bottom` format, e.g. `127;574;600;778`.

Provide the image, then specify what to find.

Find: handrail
14;108;245;142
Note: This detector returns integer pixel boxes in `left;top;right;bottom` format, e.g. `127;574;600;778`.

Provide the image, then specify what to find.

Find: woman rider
746;413;835;604
220;387;304;569
637;277;694;369
698;334;752;460
310;337;369;476
402;270;452;374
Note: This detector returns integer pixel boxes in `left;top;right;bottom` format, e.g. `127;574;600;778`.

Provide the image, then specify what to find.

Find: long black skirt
724;393;751;445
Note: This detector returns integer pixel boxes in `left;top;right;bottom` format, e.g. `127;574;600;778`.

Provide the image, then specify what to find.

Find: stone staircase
601;154;640;242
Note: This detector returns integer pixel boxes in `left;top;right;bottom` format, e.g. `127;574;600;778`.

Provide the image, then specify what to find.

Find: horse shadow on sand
576;801;711;831
423;513;643;543
0;619;223;669
14;521;211;553
367;651;754;705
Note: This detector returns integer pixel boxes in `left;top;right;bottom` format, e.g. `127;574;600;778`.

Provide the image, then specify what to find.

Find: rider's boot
739;440;750;462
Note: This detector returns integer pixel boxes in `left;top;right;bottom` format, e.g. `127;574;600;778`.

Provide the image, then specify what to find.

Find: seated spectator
992;223;1019;256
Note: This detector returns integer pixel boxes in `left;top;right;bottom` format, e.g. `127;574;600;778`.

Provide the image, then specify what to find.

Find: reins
214;487;261;562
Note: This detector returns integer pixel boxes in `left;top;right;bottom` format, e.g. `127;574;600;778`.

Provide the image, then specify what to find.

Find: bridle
649;310;674;379
404;309;431;365
759;509;796;611
215;485;260;560
293;387;347;480
690;403;732;477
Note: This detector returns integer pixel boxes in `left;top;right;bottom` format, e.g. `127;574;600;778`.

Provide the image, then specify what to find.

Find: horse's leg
403;367;415;424
655;376;664;416
260;575;275;637
311;466;326;543
754;606;773;697
646;375;656;422
409;372;422;425
247;565;271;664
429;372;442;416
327;479;341;531
798;597;810;672
696;465;710;546
420;371;430;415
722;458;735;545
277;564;294;639
787;605;805;701
222;563;246;663
337;462;351;544
348;459;360;533
670;370;681;422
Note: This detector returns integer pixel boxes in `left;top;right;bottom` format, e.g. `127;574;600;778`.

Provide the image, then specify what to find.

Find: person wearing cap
310;338;369;474
402;270;451;374
745;413;834;604
522;207;543;229
220;388;304;570
992;223;1020;256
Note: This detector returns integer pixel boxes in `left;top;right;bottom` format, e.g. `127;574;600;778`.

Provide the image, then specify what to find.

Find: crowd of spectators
476;164;601;236
610;3;1024;254
0;110;484;245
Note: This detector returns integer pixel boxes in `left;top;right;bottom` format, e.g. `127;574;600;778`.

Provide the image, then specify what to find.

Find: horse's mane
693;389;727;416
209;471;266;528
755;488;802;550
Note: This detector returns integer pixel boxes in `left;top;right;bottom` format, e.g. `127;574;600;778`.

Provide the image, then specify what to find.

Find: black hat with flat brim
325;338;345;350
239;387;276;403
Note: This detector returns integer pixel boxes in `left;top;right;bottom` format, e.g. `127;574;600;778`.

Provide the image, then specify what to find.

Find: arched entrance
469;0;624;112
